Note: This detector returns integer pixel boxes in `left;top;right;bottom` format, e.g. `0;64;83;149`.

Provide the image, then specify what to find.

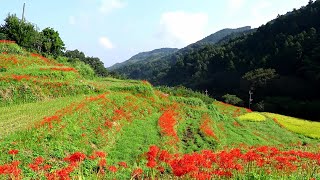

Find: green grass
263;112;320;139
0;95;89;137
0;43;319;179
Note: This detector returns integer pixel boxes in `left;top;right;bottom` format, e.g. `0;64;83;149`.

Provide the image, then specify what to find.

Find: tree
1;14;38;50
222;94;243;105
242;68;278;89
41;27;65;56
64;49;86;60
83;57;109;77
0;33;7;40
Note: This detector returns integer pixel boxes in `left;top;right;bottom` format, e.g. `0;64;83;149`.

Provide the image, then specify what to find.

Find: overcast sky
1;0;310;67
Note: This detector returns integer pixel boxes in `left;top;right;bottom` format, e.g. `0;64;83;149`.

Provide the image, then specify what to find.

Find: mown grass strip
0;95;88;137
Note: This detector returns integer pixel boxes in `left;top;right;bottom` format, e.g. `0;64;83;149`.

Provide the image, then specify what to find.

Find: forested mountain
195;26;251;45
112;0;320;120
110;26;252;79
108;48;178;70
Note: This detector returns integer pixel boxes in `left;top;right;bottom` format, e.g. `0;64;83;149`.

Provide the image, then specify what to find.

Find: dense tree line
113;0;320;120
0;14;115;78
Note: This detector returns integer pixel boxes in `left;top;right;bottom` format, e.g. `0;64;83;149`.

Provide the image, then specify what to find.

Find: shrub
171;96;205;107
156;86;215;105
222;94;243;105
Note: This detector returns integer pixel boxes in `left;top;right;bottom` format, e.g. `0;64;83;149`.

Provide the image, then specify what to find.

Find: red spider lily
104;119;113;128
98;159;107;167
8;149;19;155
46;165;74;180
159;150;172;163
146;145;160;168
158;110;179;142
192;172;211;180
64;152;86;163
43;164;51;171
131;168;143;177
28;156;45;171
40;115;61;129
118;161;128;168
108;166;117;173
11;75;30;81
0;160;21;177
95;151;107;158
147;160;157;168
40;67;77;72
200;114;219;141
0;40;15;43
30;53;53;65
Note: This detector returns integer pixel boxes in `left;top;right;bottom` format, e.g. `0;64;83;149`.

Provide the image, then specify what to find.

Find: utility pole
249;90;253;109
22;2;26;22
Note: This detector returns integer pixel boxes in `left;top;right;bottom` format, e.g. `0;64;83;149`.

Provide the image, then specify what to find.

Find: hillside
195;26;252;45
112;1;320;120
0;41;320;179
110;26;252;78
108;48;178;70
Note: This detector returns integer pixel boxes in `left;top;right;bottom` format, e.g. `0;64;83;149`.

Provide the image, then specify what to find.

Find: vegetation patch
263;112;320;139
238;112;267;122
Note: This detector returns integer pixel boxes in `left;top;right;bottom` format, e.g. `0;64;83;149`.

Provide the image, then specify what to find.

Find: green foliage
156;86;215;105
242;68;278;89
0;32;8;40
0;14;65;56
110;84;155;97
64;49;110;77
112;1;320;120
222;94;243;105
40;27;65;56
171;96;205;107
263;112;320;139
73;61;95;79
0;42;25;54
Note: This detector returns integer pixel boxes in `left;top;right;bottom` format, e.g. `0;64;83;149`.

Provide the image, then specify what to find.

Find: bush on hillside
156;86;215;105
222;94;243;106
0;42;25;54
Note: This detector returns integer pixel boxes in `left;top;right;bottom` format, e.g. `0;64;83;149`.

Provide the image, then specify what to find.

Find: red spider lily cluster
158;110;179;144
144;145;320;179
0;161;21;178
0;40;16;44
200;114;219;141
40;67;77;72
29;157;51;172
0;149;131;179
8;149;19;155
0;55;18;65
30;53;58;66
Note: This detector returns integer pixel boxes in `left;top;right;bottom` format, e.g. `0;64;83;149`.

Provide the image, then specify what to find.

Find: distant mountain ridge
195;26;252;45
108;48;178;70
109;26;252;73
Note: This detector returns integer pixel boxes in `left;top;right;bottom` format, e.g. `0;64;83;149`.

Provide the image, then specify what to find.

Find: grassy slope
0;95;88;136
0;43;319;179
